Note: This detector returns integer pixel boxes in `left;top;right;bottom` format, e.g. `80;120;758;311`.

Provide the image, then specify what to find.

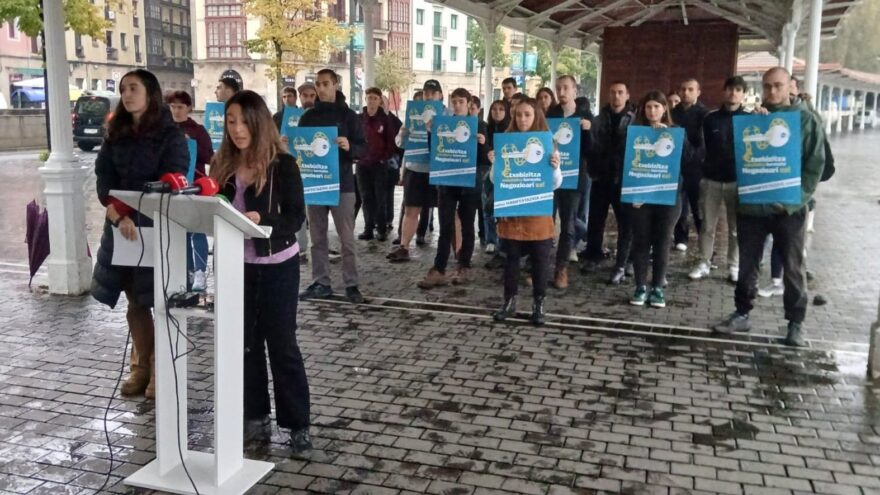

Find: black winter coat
702;105;749;183
298;91;366;194
219;153;306;257
671;102;708;176
546;99;594;192
589;103;636;185
91;108;189;309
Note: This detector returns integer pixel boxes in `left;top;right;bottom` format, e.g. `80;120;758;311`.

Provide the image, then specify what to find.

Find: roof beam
557;0;632;37
526;0;584;32
690;1;777;44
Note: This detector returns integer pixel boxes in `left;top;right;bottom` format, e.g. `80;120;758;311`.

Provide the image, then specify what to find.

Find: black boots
530;296;545;326
493;297;517;321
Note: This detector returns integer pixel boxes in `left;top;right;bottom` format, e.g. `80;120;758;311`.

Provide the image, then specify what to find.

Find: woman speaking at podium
91;69;189;399
210;90;313;453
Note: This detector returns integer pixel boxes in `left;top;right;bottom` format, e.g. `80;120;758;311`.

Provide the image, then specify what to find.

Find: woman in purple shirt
210;90;312;453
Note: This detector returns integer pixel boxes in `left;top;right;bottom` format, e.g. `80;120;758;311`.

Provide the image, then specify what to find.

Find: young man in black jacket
357;87;398;241
298;69;367;303
582;81;636;285
671;78;709;251
689;76;749;283
546;75;593;289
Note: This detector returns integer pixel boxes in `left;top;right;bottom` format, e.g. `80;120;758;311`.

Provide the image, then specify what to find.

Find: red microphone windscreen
160;172;189;191
194;177;220;196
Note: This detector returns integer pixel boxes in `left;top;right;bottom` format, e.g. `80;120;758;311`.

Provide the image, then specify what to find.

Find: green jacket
737;98;826;217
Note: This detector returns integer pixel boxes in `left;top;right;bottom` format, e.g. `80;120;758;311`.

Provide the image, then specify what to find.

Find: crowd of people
89;64;829;453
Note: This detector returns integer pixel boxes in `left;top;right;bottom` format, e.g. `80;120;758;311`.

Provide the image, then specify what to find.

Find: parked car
854;109;877;128
9;88;45;109
72;93;119;151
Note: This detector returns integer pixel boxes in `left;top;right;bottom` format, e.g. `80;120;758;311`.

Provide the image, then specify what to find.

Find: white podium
111;191;274;495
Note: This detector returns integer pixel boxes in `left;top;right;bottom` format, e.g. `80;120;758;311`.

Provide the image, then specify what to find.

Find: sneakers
191;270;207;292
758;279;784;298
552;267;569;289
648;287;666;308
289;428;313;454
485;255;505;270
387;246;411;263
568;250;579;263
608;266;626;285
418;268;449;289
728;266;739;283
713;312;752;334
485;243;496;254
688;262;710;280
357;231;374;241
630;286;648;306
415;235;427;246
674;243;688;252
784;321;806;347
345;286;364;304
450;267;470;285
300;282;332;300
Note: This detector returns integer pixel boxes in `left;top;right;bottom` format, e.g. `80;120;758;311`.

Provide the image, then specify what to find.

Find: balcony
75;46;85;58
133;16;139;28
107;47;119;60
104;7;116;21
162;21;189;37
432;59;446;72
432;25;447;40
510;32;525;47
136;52;143;63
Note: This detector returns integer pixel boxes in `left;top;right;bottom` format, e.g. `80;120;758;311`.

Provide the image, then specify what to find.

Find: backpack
820;138;835;182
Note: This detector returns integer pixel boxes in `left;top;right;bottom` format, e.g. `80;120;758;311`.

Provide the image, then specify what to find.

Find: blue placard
281;106;304;132
620;126;685;206
288;126;340;206
403;100;443;165
547;118;581;190
186;138;197;183
429;115;478;187
733;111;802;205
204;101;225;151
492;131;555;218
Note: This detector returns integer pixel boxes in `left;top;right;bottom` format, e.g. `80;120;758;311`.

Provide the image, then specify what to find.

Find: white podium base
125;452;273;495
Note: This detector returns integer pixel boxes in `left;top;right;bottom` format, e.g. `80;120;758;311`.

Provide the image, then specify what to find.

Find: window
148;36;163;55
416;9;424;25
206;1;241;17
7;20;19;40
206;19;246;58
450;46;457;61
134;35;141;54
120;33;127;50
451;15;458;30
75;33;83;49
466;48;473;73
415;42;424;59
432;44;442;71
148;2;161;19
170;40;176;57
105;31;113;48
433;11;441;28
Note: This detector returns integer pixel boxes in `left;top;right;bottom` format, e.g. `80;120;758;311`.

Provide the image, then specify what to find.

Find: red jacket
176;117;214;178
359;107;397;168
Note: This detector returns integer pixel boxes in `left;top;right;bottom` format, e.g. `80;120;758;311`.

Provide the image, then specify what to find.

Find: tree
817;0;880;73
467;19;509;69
532;39;599;95
374;48;415;109
0;0;117;38
244;0;350;110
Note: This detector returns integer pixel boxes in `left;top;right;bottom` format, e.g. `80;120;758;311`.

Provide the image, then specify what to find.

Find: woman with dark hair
536;87;557;114
483;100;511;257
166;90;213;291
91;69;189;399
210;90;311;453
627;90;697;308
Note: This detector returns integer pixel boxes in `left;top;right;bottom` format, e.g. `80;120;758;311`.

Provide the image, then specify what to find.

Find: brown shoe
120;368;150;396
553;267;569;289
418;268;449;289
387;246;411;263
450;267;470;285
144;355;156;399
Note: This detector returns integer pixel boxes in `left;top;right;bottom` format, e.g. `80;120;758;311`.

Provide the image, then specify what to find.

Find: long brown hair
635;90;674;127
506;97;549;132
106;69;165;143
210;90;285;195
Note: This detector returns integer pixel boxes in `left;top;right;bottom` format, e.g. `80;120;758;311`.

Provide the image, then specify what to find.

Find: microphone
144;172;189;193
173;176;220;196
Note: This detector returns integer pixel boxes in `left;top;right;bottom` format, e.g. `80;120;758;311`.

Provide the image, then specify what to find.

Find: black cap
423;79;442;92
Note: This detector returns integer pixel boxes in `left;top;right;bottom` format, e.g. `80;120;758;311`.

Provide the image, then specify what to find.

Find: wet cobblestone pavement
1;132;879;494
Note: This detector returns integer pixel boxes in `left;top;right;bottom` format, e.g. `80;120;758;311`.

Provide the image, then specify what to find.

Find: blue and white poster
620;126;685;206
185;138;197;183
288;126;340;206
733;111;802;205
281;106;305;133
547;118;581;190
492;132;555;218
205;101;225;151
403;100;442;165
429;115;478;187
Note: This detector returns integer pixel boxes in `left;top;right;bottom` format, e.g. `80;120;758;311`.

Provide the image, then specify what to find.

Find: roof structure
737;51;880;91
435;0;862;50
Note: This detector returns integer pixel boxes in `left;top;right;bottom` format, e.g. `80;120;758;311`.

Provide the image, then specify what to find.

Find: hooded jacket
359;106;398;168
546;98;594;192
91;107;189;309
737;98;826;217
671;101;708;176
175;117;213;178
701;105;749;183
589;102;636;185
298;91;367;194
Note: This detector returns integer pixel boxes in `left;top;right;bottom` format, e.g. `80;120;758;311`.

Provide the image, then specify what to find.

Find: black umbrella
25;200;49;288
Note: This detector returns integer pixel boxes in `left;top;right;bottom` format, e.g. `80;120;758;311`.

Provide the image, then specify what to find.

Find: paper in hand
111;226;154;267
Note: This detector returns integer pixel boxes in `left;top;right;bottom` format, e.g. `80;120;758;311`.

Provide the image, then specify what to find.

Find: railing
432;59;446;72
107;47;119;60
432;25;447;40
76;46;85;58
135;52;143;63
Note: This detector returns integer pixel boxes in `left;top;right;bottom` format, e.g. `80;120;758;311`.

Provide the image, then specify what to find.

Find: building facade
0;21;43;108
144;0;195;93
407;0;476;99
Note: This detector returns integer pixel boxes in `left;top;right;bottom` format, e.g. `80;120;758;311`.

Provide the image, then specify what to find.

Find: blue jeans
186;233;208;273
574;178;591;245
480;169;498;246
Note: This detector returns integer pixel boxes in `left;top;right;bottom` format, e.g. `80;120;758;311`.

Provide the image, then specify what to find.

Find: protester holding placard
298;69;367;304
713;67;827;347
418;88;488;288
625;91;696;308
357;87;398;242
482;100;511;260
546;75;593;289
490;98;561;325
671;78;709;252
583;82;636;285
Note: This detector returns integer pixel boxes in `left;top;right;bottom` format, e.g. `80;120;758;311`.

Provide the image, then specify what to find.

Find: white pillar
836;88;843;134
38;0;92;295
362;0;377;88
847;90;854;131
549;42;560;90
481;21;496;106
859;92;866;130
871;295;880;379
784;25;797;74
804;0;823;98
874;92;879;127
